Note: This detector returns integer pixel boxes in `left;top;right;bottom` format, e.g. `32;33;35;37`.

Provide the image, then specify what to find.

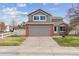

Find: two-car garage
29;25;50;36
26;24;54;36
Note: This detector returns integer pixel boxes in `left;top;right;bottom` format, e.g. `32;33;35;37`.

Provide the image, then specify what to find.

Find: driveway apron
17;36;59;55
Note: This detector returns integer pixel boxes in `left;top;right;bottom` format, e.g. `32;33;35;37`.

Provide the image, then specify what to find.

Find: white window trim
54;26;58;32
33;15;39;21
40;15;47;21
54;26;64;33
60;26;63;31
33;15;47;21
60;26;66;32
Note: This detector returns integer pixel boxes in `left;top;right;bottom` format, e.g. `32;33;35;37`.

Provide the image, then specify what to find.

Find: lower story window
54;26;57;31
60;27;65;31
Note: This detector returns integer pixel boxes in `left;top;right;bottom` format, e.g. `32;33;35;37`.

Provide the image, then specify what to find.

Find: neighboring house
5;25;10;32
26;9;67;36
0;22;6;31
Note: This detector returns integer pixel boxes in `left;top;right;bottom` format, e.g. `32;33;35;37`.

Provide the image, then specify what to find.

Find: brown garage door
29;25;50;36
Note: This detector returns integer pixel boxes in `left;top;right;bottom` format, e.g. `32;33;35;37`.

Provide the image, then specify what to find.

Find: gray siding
28;12;52;22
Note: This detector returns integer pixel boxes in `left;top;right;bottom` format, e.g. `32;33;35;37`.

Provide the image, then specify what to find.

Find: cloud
42;3;47;6
2;7;17;15
53;3;59;6
29;3;33;5
0;7;28;25
16;3;27;7
1;7;28;16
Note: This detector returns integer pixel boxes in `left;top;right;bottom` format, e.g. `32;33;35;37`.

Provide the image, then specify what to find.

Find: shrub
10;35;20;37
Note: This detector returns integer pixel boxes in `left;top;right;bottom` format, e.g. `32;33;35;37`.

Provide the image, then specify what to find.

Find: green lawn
53;36;79;47
0;35;25;46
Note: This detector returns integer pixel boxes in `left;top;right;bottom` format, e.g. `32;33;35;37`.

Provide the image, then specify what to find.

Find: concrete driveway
17;36;59;55
20;36;59;47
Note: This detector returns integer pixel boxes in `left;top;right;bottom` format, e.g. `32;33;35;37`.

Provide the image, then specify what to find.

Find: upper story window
40;16;46;20
33;15;46;21
34;16;39;20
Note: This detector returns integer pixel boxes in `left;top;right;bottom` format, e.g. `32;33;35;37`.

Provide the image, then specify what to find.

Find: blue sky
0;3;77;25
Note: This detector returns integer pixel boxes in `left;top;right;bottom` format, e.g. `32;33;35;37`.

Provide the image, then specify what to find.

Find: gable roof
27;9;52;16
59;23;68;25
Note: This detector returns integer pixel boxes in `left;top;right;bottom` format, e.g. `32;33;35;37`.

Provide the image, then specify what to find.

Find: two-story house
25;9;67;36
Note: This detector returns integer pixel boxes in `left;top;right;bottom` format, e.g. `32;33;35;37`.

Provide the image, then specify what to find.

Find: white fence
0;32;14;39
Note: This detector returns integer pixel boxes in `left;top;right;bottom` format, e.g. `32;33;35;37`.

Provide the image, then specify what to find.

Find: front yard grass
0;35;25;46
53;36;79;47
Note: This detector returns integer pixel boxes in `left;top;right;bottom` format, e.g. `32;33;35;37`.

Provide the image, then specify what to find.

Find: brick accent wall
25;24;29;36
50;25;54;36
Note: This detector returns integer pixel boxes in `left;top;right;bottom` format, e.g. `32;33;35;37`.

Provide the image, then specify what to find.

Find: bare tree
67;4;79;35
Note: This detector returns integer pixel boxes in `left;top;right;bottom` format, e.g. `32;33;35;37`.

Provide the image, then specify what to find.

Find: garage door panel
29;25;50;36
